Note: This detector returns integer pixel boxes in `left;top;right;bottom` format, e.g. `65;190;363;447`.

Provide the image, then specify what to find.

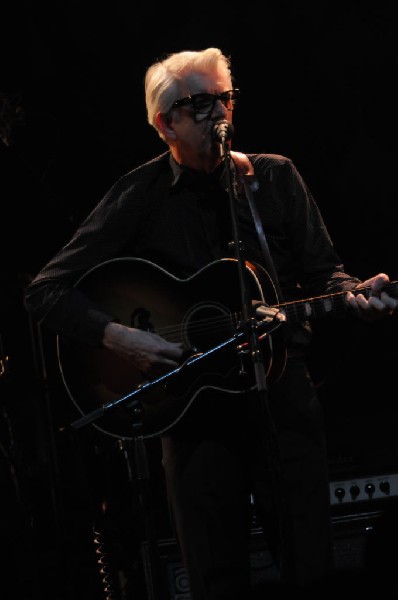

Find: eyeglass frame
170;88;240;119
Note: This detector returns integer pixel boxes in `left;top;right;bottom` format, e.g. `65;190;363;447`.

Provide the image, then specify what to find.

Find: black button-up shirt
25;151;361;351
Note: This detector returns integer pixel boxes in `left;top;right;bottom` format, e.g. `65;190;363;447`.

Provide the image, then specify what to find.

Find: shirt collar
169;154;184;187
169;154;226;190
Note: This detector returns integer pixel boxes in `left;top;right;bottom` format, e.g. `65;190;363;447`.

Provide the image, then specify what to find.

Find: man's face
166;70;234;171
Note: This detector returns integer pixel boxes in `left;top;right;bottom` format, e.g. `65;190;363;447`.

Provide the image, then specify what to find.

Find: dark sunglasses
171;89;240;118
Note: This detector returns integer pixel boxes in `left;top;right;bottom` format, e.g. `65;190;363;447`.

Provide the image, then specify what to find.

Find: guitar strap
241;176;284;301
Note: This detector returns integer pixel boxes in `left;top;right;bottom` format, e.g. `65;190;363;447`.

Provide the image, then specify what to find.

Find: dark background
1;2;398;597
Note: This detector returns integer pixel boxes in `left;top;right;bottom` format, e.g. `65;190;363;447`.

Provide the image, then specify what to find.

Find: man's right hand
103;321;185;378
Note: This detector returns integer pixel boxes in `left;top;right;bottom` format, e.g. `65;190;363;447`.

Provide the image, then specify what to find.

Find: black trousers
161;357;334;600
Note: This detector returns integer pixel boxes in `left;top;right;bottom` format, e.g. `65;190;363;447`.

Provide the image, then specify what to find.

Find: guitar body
57;257;286;439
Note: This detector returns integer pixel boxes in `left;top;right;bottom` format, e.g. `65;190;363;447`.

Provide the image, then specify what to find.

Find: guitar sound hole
131;307;155;331
183;302;236;352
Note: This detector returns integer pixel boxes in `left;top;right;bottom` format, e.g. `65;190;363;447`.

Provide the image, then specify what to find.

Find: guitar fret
314;296;338;318
280;279;398;325
281;291;349;323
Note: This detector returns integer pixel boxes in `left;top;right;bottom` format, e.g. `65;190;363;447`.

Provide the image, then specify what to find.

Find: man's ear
156;112;177;140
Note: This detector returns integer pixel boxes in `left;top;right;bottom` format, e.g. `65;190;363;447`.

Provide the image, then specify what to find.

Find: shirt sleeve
254;154;362;297
286;159;362;294
24;172;148;346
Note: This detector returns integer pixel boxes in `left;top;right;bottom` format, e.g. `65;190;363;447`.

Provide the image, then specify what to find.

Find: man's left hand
347;273;398;321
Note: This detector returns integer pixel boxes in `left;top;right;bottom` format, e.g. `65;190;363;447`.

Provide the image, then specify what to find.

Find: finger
346;291;360;312
371;273;390;293
380;292;398;310
163;345;185;360
352;293;369;310
367;295;388;311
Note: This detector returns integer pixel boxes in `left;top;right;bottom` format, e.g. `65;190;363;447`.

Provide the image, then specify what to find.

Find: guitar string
141;299;348;343
131;281;398;341
153;314;239;343
137;282;398;343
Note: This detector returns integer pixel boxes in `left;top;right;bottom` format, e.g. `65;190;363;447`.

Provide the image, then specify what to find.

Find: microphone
212;119;234;143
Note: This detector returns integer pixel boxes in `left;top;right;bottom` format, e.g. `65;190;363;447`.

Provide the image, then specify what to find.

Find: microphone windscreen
212;119;234;143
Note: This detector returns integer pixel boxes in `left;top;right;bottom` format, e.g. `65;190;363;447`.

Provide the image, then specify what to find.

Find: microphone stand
216;125;269;395
68;398;165;600
216;127;292;584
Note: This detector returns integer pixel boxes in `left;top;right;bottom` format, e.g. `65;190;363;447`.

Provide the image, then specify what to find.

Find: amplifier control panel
330;472;398;505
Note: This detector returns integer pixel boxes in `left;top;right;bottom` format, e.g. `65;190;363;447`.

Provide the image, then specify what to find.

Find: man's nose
212;99;229;119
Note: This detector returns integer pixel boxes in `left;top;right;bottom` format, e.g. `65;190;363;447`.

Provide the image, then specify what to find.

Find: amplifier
142;518;391;600
142;474;398;600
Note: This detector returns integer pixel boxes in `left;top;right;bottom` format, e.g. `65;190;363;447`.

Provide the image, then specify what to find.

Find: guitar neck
275;280;398;324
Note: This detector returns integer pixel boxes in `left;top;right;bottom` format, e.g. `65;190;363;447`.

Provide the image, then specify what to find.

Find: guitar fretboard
275;281;398;323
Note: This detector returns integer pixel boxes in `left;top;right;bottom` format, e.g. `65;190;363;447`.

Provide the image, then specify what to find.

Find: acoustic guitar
57;257;397;440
